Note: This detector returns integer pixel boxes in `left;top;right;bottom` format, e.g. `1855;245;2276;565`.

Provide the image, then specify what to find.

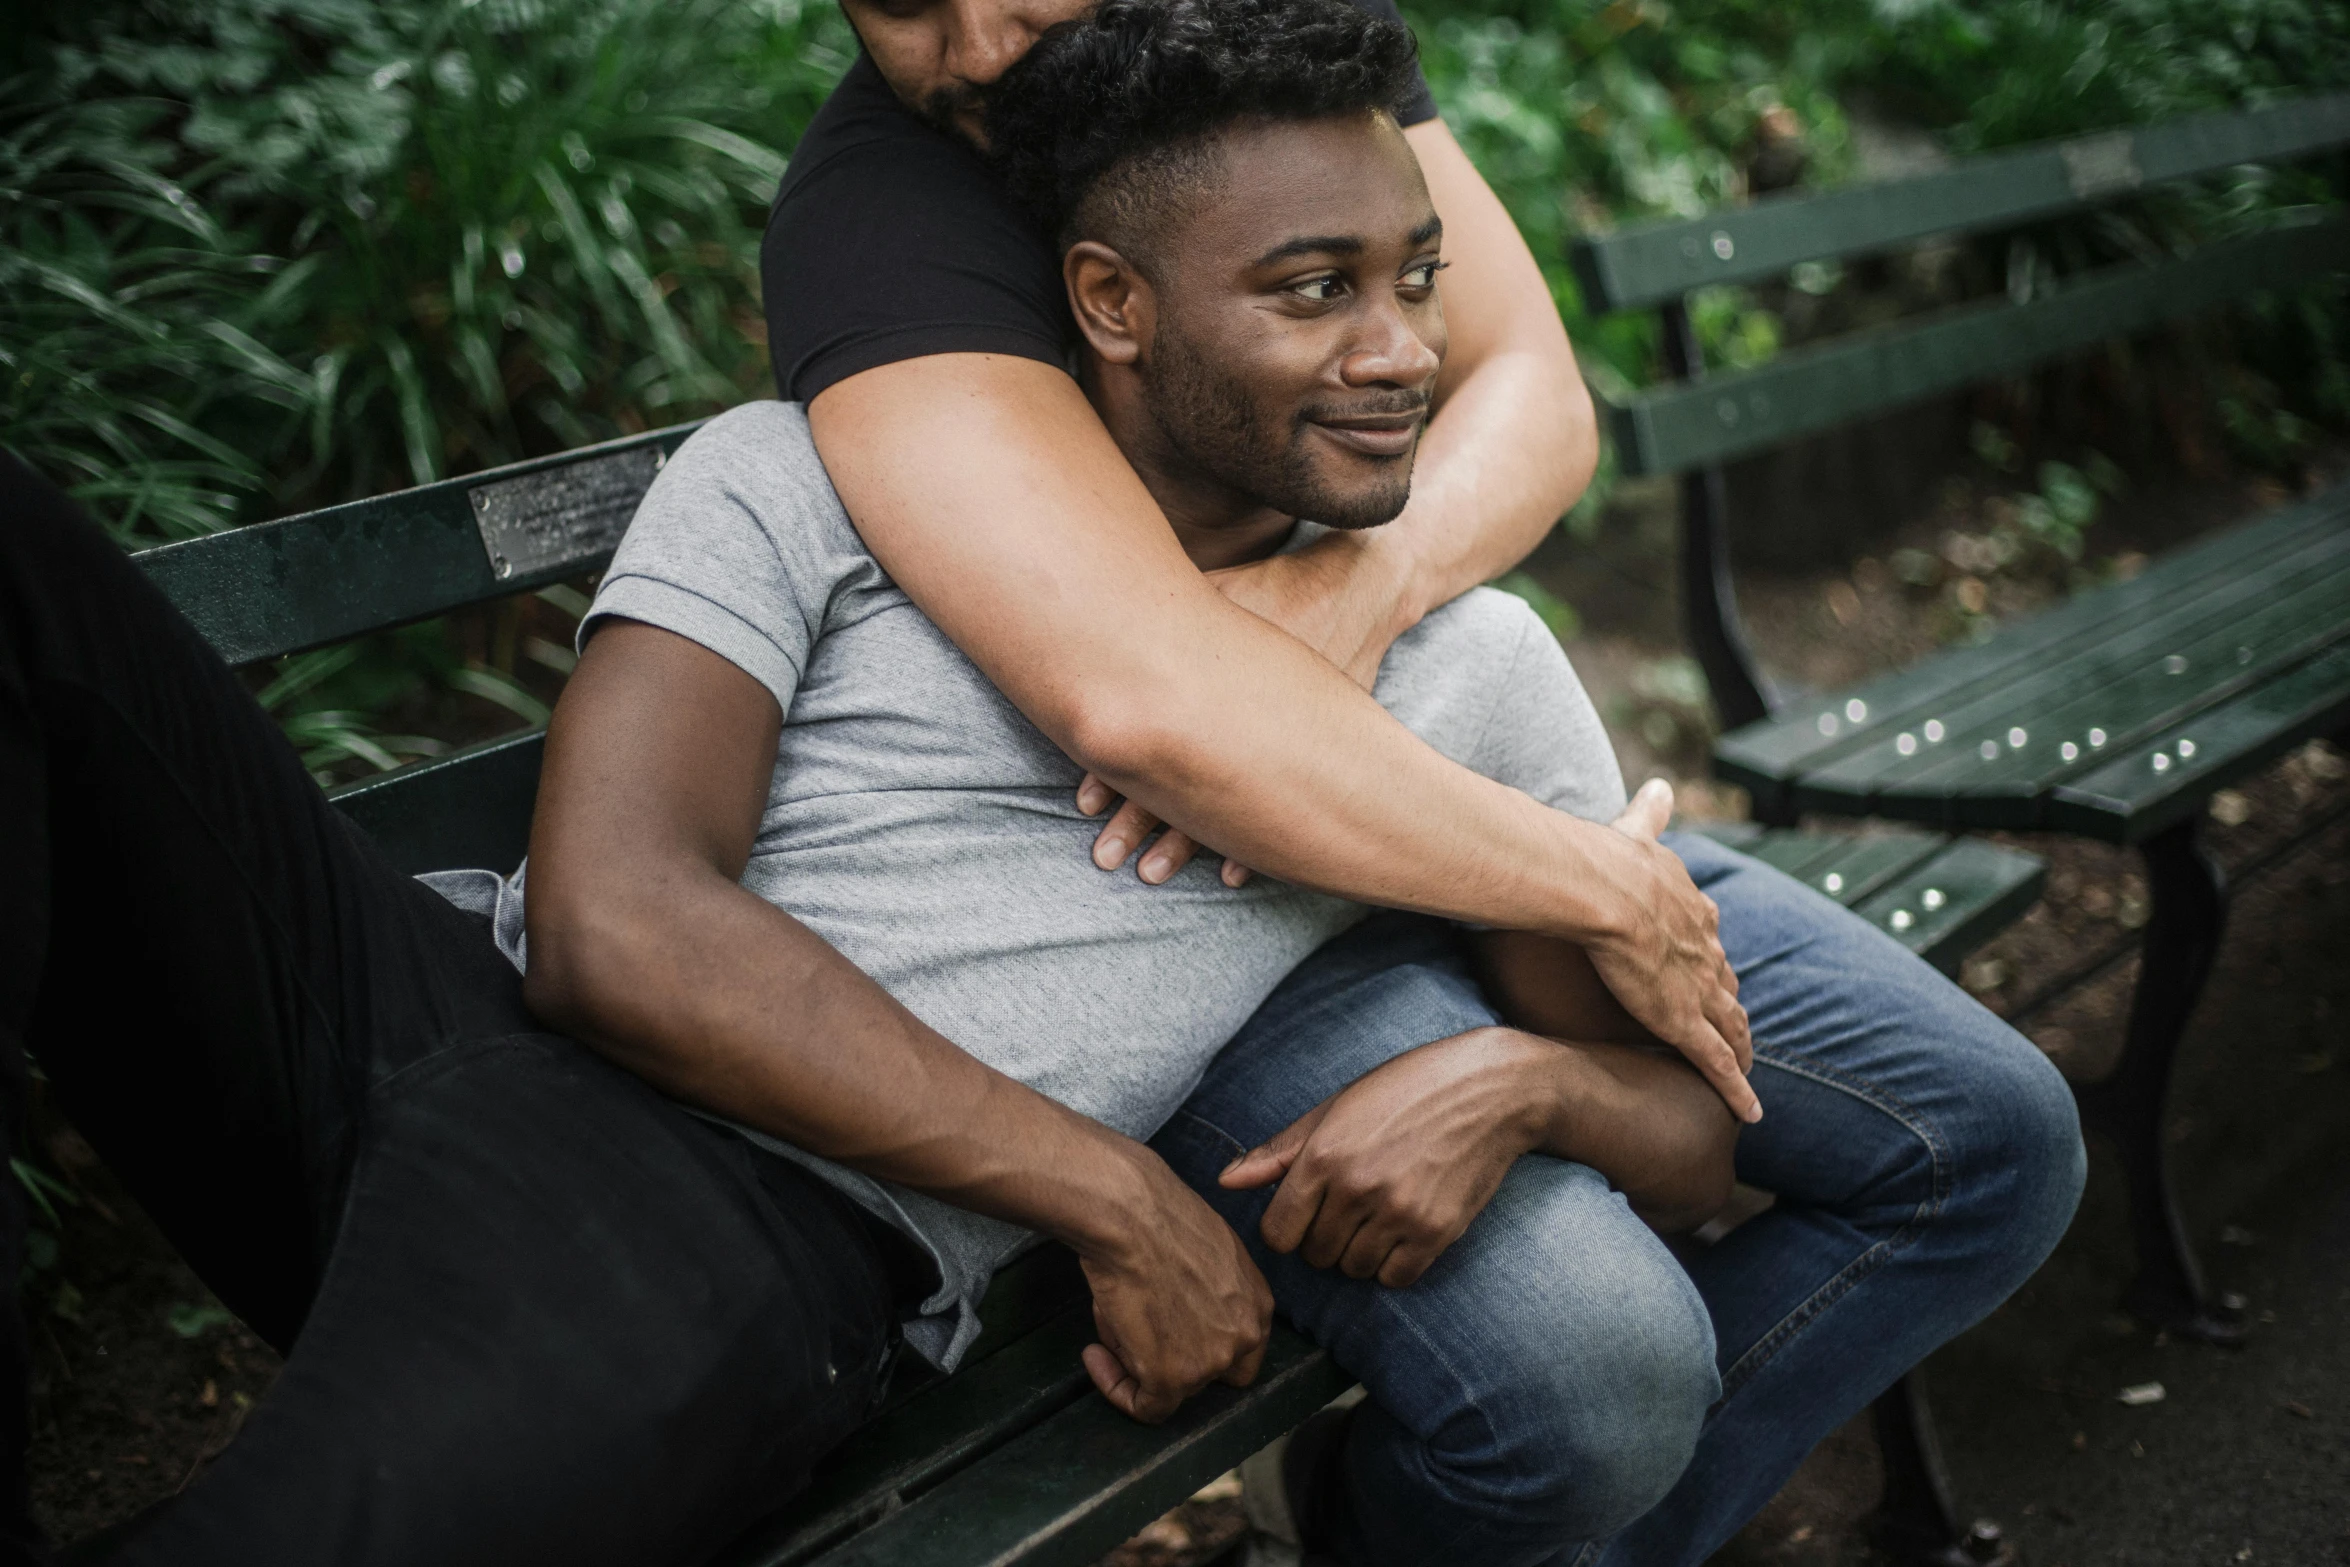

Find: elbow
520;895;646;1047
1550;367;1601;515
1061;689;1201;792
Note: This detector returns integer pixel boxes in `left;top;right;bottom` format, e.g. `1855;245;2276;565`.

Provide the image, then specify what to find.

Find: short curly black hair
985;0;1421;269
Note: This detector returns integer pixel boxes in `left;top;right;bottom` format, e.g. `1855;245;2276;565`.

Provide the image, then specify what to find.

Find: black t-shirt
760;0;1441;404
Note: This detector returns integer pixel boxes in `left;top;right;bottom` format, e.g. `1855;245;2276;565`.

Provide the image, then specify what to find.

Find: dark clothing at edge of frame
757;0;1439;404
0;454;926;1565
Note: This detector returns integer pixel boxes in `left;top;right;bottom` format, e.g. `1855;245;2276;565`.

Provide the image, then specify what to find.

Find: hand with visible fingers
1075;774;1252;888
1583;779;1758;1123
1219;1027;1556;1288
1075;1147;1274;1423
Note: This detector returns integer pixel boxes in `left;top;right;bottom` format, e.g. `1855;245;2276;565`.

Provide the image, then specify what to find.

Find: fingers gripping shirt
460;404;1624;1368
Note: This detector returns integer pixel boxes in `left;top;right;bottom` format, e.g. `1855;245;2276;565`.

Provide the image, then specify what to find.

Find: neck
1084;359;1295;571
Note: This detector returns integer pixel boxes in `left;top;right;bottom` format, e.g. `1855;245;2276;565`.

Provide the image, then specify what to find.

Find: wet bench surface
1715;483;2350;842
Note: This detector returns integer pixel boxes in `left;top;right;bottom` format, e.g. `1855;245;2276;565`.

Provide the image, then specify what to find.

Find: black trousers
0;454;918;1564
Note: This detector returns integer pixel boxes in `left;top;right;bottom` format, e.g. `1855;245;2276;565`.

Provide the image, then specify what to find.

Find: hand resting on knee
1218;1017;1738;1288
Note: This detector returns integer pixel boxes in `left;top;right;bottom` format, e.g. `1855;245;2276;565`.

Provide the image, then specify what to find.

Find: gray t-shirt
437;401;1624;1367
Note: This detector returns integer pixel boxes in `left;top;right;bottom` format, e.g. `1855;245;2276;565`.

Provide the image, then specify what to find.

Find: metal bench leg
1870;1372;2012;1567
2072;817;2245;1345
1658;300;1775;748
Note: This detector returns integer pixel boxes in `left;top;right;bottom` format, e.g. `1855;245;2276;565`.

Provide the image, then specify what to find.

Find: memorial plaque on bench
468;445;666;581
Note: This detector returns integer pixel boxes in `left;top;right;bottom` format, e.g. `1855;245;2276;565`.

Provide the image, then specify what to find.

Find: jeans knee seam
1716;1050;1953;1398
1350;1289;1517;1567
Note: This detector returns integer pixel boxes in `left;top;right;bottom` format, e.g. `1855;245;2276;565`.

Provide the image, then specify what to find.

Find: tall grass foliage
5;0;854;546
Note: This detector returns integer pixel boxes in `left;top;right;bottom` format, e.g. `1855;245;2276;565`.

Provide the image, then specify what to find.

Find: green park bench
117;426;2047;1565
1571;89;2350;1357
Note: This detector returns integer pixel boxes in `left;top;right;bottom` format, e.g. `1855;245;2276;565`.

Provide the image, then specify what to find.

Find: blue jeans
1153;830;2086;1567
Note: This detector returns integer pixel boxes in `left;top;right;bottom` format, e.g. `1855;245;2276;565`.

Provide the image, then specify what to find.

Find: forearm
1365;118;1597;626
1472;930;1646;1043
1523;1038;1738;1232
813;361;1639;946
524;869;1156;1258
1341;326;1596;631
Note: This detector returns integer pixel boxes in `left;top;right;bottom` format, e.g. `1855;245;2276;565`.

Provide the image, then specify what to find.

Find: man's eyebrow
1249;215;1445;269
1251;234;1365;267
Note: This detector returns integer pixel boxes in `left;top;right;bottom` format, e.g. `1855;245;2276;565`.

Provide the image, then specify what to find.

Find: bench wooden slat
1768;829;1956;907
731;1313;1098;1567
1714;487;2350;813
1817;560;2350;808
1788;533;2350;826
1739;830;1857;877
1571;92;2350;313
1604;214;2349;476
327;729;545;876
800;1325;1350;1567
1681;825;2043;972
134;422;702;666
1850;837;2048;976
2047;638;2350;841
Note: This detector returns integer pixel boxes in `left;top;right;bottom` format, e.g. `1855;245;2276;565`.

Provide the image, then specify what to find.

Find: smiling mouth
1309;410;1427;459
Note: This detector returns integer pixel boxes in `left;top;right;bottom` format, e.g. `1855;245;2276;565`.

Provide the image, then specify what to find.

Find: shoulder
759;58;1069;401
625;403;848;558
774;56;958;188
1399;585;1549;659
1374;586;1545;728
657;402;824;499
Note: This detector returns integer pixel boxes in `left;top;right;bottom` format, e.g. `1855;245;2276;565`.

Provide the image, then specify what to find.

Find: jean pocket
1149;1109;1250;1192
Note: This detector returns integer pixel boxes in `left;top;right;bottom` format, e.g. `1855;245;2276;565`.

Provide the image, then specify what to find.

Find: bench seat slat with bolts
2047;637;2350;842
1713;486;2350;827
1789;514;2350;829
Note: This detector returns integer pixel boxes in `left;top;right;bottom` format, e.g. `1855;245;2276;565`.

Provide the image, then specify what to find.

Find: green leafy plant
5;0;856;545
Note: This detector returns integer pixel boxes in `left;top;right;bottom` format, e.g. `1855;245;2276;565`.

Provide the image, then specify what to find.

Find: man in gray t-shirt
467;0;1746;1383
466;0;1749;1416
495;400;1627;1364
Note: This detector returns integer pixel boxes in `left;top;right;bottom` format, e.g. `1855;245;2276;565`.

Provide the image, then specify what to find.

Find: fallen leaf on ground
2282;1400;2314;1419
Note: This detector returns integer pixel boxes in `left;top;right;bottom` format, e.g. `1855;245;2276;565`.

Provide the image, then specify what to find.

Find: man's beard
1141;325;1418;531
920;81;988;141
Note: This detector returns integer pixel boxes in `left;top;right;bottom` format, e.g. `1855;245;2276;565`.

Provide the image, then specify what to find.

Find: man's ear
1064;240;1153;367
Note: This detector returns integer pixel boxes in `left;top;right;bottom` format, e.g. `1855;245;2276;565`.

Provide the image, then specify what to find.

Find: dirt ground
27;444;2350;1562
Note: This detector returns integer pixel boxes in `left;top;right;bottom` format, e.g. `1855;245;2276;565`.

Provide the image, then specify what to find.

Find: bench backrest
1570;93;2350;476
133;420;705;872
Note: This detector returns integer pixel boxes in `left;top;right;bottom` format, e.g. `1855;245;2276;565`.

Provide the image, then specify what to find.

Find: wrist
1525;811;1644;948
1448;1027;1575;1154
1049;1133;1171;1265
1350;523;1434;639
1497;1029;1584;1152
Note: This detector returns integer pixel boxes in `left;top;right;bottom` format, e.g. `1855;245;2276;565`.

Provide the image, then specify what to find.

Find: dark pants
0;455;915;1564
